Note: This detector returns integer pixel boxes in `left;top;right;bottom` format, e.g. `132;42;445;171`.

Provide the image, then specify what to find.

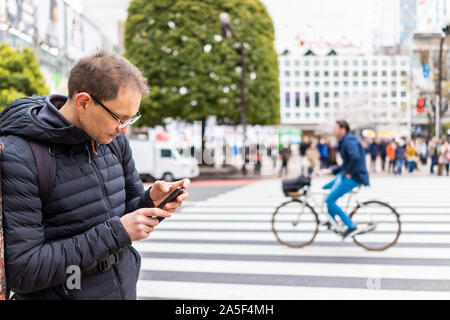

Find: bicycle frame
291;185;364;234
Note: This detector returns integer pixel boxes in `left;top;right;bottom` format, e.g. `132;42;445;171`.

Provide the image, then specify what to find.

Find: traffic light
416;97;425;114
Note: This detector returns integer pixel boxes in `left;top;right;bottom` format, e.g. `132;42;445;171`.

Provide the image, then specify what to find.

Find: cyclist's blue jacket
332;132;370;186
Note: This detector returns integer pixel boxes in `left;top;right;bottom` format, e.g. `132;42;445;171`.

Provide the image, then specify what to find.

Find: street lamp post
437;24;450;139
220;12;248;174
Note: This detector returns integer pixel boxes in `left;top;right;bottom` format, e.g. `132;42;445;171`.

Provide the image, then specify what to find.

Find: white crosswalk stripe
135;177;450;300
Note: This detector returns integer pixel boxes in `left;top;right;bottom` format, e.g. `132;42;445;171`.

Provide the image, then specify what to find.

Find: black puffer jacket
0;95;153;300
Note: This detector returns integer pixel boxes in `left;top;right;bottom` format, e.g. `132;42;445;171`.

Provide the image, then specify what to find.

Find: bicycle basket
282;175;311;196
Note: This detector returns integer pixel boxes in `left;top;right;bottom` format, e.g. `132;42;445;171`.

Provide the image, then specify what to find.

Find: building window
295;81;300;87
285;81;290;87
305;92;310;107
324;92;330;98
372;81;377;87
372;60;377;66
382;81;387;87
324;60;329;66
353;81;358;87
305;71;310;77
382;60;388;66
285;71;290;77
363;81;368;87
295;113;300;119
305;113;310;119
401;71;407;76
324;81;329;87
391;71;397;76
353;60;358;66
285;112;291;119
333;81;339;87
343;60;349;66
314;60;319;66
284;60;290;66
391;81;396;87
333;60;339;66
324;102;330;108
285;92;290;107
314;71;320;77
382;71;387;77
363;60;368;66
334;92;339;97
401;91;406;97
372;71;377;77
314;92;320;107
391;91;397;97
295;70;300;77
294;60;300;66
295;92;300;107
314;81;320;87
353;71;358;77
305;81;310;87
333;71;339;77
324;71;329;77
304;60;309;66
363;71;368;77
315;112;320;119
343;71;349;77
343;81;349;87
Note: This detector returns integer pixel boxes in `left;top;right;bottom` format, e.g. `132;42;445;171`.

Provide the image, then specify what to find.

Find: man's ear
74;92;91;114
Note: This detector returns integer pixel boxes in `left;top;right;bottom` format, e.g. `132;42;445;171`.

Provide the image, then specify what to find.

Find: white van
129;139;199;182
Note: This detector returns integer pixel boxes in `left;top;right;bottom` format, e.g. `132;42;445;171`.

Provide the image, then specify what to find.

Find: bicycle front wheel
350;200;401;251
271;199;319;248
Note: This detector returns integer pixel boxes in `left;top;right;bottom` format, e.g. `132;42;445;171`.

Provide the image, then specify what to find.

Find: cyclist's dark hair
336;120;350;133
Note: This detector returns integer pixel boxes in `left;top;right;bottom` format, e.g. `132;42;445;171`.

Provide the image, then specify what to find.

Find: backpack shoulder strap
27;140;56;204
108;138;123;166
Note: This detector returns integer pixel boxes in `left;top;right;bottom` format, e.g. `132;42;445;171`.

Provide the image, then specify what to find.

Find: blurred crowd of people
275;135;450;177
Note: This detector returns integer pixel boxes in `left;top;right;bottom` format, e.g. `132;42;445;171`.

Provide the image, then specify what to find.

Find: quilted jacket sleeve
1;135;132;294
117;134;154;214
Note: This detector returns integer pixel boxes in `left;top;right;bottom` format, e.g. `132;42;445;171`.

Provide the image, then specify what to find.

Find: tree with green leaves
124;0;280;131
0;43;49;110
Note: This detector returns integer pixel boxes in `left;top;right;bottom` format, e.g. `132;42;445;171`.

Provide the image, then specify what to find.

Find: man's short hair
68;50;150;101
336;120;350;133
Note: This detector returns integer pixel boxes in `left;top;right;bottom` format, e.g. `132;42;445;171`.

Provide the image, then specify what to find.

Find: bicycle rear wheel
350;200;401;251
271;199;319;248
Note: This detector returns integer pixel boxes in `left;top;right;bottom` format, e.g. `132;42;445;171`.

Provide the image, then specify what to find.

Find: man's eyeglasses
89;94;141;129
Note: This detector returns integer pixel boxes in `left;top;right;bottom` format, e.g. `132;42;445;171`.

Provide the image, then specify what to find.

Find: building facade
278;53;411;133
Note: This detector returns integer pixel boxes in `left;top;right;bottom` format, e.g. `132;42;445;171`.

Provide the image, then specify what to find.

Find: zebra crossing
135;177;450;300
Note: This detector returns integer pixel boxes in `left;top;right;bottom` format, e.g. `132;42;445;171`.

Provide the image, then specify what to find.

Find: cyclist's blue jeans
322;174;359;229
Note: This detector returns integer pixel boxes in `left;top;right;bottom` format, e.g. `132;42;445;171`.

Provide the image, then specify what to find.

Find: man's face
78;87;142;144
332;123;345;139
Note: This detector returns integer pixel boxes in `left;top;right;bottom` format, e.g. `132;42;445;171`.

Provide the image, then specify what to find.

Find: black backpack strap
27;140;56;204
108;138;123;166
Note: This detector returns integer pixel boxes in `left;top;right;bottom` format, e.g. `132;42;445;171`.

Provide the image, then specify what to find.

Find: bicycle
271;177;401;251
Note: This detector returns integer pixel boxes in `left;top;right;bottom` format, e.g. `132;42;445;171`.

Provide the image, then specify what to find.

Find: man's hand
150;179;190;212
120;208;171;241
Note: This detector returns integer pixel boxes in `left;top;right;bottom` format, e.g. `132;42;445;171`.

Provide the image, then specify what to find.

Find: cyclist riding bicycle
322;120;370;240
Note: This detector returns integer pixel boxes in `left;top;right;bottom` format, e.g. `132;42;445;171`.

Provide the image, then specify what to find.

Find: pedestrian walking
405;140;418;173
368;139;380;173
437;139;450;176
386;139;396;174
305;139;320;176
394;141;406;176
279;145;291;177
379;138;388;172
428;137;439;174
0;51;190;300
299;136;311;175
418;138;428;167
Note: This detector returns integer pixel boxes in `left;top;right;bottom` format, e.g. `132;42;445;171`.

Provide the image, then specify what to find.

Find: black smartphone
155;186;185;222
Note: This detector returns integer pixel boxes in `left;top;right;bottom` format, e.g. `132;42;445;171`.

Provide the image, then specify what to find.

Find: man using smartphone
0;50;189;300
